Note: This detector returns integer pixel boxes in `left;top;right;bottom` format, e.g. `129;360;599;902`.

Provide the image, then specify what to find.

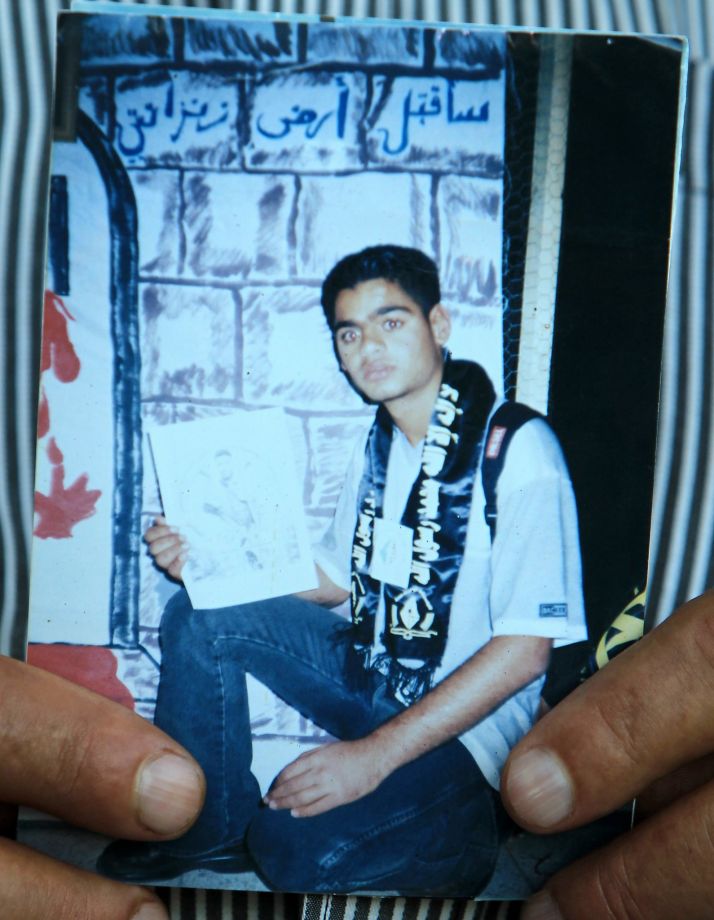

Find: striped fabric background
0;0;710;918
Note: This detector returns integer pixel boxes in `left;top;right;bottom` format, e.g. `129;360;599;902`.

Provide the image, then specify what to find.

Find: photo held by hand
20;5;685;908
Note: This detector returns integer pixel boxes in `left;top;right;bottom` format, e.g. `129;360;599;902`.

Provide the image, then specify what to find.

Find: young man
99;245;586;896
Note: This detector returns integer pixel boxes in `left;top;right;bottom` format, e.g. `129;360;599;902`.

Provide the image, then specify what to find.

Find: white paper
148;409;318;609
370;518;414;588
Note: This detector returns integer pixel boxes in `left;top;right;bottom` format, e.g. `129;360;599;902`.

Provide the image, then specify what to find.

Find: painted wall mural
28;13;506;738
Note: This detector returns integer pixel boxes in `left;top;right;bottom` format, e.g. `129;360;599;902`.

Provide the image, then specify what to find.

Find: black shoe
97;839;256;883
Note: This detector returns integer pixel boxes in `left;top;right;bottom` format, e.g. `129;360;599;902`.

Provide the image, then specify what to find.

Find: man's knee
159;589;194;641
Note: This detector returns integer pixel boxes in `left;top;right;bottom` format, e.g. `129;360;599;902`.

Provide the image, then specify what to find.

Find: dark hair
321;245;441;329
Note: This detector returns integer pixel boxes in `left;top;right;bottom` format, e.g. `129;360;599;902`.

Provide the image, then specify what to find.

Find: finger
290;793;336;818
0;838;168;920
146;533;182;556
153;543;185;572
167;555;186;581
267;779;325;809
143;522;176;544
636;751;714;820
1;656;204;839
271;752;317;787
521;776;714;920
501;592;714;832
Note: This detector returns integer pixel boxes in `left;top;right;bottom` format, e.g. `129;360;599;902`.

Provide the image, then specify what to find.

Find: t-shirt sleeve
312;430;368;592
489;419;588;646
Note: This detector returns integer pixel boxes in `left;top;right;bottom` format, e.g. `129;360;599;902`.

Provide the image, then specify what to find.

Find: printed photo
21;9;686;900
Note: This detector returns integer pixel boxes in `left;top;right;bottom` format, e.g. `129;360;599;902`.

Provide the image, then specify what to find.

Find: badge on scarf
369;517;414;588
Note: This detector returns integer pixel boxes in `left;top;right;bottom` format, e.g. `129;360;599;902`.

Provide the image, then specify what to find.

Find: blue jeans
153;589;501;895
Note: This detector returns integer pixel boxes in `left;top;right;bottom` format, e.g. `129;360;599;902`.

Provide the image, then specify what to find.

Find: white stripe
391;897;408;920
542;0;566;29
649;178;684;624
612;0;637;31
656;187;707;617
493;0;517;26
653;0;680;35
520;0;543;28
444;0;465;26
687;0;707;59
418;0;436;22
399;0;417;20
705;0;714;61
344;896;360;920
465;0;491;25
460;901;478;920
630;0;658;34
591;0;616;31
568;0;592;30
349;0;369;19
683;75;714;595
366;897;382;920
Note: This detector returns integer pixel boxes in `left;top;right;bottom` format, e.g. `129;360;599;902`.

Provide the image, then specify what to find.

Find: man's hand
501;591;714;920
264;738;387;817
144;515;187;580
0;655;205;919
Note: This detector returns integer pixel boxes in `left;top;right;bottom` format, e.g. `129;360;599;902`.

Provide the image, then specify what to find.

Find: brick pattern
76;15;506;721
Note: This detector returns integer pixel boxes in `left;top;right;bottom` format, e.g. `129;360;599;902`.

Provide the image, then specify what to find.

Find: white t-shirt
314;405;587;788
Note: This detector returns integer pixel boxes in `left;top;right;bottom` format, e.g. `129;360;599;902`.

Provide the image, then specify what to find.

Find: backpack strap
482;402;543;541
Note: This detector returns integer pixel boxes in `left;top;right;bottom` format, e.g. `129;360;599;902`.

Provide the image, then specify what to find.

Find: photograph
20;7;685;901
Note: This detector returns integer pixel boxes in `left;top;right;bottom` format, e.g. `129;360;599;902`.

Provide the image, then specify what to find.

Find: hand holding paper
148;410;318;609
144;516;187;582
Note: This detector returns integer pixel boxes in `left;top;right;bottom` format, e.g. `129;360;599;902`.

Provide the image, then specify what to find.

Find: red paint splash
37;290;82;438
41;291;80;381
37;387;50;439
34;437;102;539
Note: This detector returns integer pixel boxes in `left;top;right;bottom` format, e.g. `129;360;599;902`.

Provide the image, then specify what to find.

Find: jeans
153;589;501;896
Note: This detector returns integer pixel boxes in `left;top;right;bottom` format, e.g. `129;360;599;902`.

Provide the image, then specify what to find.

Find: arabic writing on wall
114;70;503;174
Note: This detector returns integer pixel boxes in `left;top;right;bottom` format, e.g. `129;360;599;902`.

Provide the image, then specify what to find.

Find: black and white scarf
350;358;496;703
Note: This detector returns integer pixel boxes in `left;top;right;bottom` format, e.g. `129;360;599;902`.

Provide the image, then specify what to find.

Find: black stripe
178;885;195;920
327;894;348;920
377;898;399;920
205;889;223;920
401;898;421;920
424;897;445;920
353;896;373;920
4;0;32;662
303;893;326;920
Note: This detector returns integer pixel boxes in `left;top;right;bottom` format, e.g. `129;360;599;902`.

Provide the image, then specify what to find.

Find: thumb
2;656;205;839
501;592;714;918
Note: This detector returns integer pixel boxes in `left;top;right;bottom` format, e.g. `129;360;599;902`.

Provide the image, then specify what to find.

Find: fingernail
132;903;170;920
520;890;563;920
505;747;573;828
136;752;204;835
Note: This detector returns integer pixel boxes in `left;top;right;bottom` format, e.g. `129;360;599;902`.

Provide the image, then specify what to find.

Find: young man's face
333;278;450;407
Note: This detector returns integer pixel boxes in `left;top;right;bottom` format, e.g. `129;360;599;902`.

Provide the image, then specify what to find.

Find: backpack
481;401;542;541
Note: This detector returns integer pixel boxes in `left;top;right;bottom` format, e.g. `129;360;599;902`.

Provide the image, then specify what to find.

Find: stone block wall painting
27;11;506;732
